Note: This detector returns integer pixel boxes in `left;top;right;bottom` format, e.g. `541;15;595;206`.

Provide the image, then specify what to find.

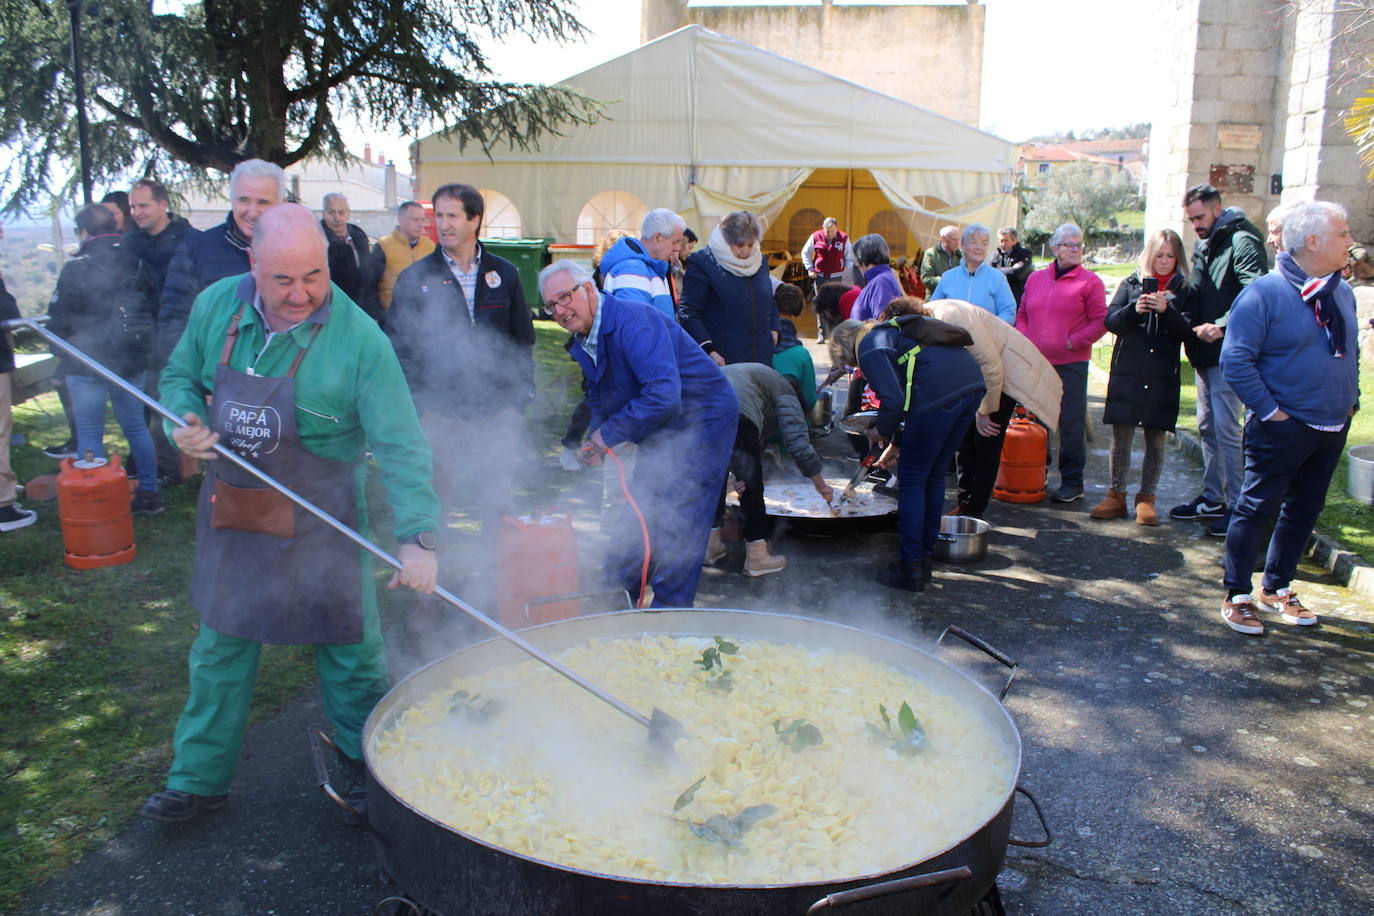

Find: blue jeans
1195;364;1245;505
67;371;158;493
898;390;981;564
1222;414;1347;597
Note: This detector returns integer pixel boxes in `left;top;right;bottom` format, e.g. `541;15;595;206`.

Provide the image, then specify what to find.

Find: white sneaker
559;446;582;472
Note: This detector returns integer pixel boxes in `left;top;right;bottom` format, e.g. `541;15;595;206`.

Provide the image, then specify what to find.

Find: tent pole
844;169;854;239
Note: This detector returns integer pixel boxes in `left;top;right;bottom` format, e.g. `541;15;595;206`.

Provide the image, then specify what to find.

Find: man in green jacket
920;225;963;294
1170;183;1268;536
143;203;440;824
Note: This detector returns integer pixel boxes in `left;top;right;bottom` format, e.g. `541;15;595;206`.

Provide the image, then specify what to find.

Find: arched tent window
867;209;911;259
576;191;647;246
788;208;824;254
479;189;522;239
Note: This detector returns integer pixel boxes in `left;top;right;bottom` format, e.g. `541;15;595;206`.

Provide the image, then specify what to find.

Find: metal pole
2;316;655;733
66;0;93;205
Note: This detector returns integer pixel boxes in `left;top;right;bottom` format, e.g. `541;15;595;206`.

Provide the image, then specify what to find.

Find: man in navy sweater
1217;201;1359;635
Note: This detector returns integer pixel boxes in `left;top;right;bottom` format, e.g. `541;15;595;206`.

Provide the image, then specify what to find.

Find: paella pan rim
364;607;1023;892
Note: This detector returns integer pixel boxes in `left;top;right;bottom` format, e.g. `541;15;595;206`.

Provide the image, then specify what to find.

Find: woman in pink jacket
1016;223;1107;502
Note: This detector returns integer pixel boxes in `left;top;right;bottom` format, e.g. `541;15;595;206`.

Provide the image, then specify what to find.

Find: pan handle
307;728;387;843
804;866;971;913
1007;784;1053;848
936;625;1019;701
523;588;632;626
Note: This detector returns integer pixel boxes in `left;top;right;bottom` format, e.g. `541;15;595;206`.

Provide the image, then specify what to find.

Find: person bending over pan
541;258;737;608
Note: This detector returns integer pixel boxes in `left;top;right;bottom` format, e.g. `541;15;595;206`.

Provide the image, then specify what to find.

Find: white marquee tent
414;25;1017;244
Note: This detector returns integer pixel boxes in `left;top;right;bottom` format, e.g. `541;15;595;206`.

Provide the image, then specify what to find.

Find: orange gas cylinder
993;409;1048;504
58;453;137;569
495;511;579;628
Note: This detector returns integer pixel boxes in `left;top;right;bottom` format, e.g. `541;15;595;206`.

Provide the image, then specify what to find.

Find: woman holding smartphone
1090;229;1193;525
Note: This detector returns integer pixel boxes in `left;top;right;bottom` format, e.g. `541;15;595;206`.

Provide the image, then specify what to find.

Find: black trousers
713;416;769;541
955;393;1016;516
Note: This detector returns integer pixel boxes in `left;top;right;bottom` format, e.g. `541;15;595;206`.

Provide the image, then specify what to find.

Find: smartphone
1141;277;1159;294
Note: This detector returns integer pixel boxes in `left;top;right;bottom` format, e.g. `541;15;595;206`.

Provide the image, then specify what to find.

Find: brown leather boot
743;539;786;577
1134;492;1158;526
1089;488;1127;519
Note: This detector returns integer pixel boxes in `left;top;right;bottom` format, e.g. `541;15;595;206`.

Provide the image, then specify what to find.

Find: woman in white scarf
679;210;780;367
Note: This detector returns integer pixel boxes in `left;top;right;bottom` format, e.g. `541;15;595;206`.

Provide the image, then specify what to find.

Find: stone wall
640;0;984;127
1147;0;1374;245
1282;2;1374;242
1145;0;1284;239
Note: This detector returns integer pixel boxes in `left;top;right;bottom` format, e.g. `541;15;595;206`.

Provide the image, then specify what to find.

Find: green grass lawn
0;319;582;910
1110;208;1146;230
1092;346;1374;564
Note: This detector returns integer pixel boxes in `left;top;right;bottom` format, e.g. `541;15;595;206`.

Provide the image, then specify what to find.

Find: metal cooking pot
933;516;991;564
354;611;1049;915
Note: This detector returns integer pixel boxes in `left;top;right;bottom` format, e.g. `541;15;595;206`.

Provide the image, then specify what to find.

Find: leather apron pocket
211;478;296;538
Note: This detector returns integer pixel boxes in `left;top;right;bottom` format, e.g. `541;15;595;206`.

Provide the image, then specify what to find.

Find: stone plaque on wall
1209;164;1256;195
1217;124;1263;150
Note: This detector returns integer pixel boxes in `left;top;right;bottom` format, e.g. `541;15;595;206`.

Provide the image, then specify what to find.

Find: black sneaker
131;490;165;516
1207;510;1232;538
0;504;37;532
43;439;77;460
1169;495;1226;520
1051;484;1084;503
140;788;228;823
877;560;926;591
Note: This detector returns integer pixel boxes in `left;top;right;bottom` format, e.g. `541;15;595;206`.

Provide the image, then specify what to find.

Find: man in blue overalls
144;203;440;823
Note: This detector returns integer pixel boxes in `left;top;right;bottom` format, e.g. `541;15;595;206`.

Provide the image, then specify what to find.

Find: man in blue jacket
540;259;736;608
599;208;685;318
159;159;284;358
1217;201;1359;636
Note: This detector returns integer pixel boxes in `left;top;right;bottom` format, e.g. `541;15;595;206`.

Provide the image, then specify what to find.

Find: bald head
939;225;960;253
250;203;331;332
253;203;327;256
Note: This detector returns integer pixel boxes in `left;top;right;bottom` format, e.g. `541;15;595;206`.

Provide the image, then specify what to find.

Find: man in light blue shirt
929;224;1017;324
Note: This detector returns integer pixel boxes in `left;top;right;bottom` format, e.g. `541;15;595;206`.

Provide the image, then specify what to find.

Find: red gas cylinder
58;453;137;569
495;510;579;629
993;409;1048;504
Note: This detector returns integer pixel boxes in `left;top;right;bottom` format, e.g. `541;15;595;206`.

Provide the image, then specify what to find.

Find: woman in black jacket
1090;230;1192;526
47;204;162;514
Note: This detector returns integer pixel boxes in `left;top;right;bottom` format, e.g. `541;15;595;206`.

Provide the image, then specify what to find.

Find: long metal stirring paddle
4;316;684;753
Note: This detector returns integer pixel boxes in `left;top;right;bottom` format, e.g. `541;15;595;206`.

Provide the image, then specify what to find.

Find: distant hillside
1;225;76;315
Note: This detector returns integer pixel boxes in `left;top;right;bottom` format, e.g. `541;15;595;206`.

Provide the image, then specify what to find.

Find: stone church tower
1146;0;1374;243
640;0;986;128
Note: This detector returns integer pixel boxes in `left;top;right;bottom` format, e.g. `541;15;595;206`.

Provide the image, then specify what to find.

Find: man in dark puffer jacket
124;178;200;297
47;204;163;514
158;159;284;357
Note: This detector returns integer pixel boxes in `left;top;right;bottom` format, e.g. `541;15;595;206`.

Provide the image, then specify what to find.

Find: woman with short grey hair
849;233;904;322
1016;222;1107;502
678;210;779;365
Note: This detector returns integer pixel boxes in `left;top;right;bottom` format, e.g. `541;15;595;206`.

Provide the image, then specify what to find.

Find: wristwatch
403;531;437;551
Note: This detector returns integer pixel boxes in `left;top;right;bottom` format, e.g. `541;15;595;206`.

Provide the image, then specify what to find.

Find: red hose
604;446;651;608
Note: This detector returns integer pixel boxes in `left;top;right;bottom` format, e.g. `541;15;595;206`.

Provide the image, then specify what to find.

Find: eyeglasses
543;285;579;314
1055;241;1084;250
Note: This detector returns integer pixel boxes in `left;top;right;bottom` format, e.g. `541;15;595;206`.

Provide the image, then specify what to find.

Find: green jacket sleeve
1230;232;1268;290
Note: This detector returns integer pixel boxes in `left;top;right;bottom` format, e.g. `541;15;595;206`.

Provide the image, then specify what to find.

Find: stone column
1145;0;1284;240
